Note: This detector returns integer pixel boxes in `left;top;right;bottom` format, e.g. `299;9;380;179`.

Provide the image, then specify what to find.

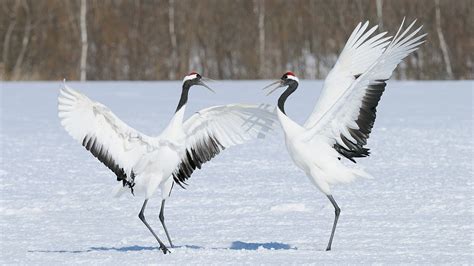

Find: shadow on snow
230;241;295;250
27;245;202;253
27;241;295;253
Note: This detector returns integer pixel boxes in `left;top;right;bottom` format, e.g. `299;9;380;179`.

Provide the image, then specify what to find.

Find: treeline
1;0;472;81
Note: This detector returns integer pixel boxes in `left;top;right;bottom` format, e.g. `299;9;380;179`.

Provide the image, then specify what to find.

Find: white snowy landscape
0;80;472;264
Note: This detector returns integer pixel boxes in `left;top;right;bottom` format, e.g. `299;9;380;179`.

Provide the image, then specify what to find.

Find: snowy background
0;80;472;264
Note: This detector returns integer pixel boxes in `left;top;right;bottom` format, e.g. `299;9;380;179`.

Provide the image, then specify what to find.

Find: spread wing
172;104;277;186
304;21;392;129
58;84;154;189
303;19;426;162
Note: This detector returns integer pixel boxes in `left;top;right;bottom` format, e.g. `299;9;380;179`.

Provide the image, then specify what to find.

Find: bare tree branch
435;0;453;79
12;0;31;80
80;0;88;81
168;0;178;79
376;0;383;30
2;1;19;80
254;0;265;77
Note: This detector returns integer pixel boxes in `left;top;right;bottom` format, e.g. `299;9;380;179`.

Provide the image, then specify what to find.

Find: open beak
262;80;284;96
198;78;215;93
201;77;216;83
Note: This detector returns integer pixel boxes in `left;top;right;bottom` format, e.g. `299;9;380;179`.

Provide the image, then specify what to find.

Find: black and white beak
183;72;215;93
262;80;285;96
263;72;299;96
197;78;215;93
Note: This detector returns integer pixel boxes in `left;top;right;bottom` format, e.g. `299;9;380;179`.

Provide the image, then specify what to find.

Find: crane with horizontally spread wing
58;73;277;254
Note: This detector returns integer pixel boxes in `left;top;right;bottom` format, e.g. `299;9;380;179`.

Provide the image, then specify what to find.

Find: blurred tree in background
1;0;472;81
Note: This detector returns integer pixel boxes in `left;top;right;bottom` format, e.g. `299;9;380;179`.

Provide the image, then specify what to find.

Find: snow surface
0;80;472;264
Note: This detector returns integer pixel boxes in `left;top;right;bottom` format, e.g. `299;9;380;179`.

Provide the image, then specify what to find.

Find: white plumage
58;74;278;254
59;86;154;188
304;21;392;128
265;19;426;251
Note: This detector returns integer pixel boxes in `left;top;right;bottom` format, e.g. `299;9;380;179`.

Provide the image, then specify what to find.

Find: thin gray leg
138;199;170;254
159;199;174;248
326;195;341;251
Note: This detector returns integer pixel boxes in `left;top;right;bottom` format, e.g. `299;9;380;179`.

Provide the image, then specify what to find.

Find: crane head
263;71;299;95
183;72;215;93
281;71;299;83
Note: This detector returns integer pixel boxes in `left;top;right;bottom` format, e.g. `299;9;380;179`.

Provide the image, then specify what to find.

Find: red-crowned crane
58;72;277;254
263;19;426;251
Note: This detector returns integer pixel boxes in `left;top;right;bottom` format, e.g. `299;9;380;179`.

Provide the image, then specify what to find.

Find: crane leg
159;199;174;248
138;199;170;254
326;195;341;251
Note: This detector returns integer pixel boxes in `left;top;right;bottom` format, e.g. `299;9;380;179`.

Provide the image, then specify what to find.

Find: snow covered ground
1;80;472;264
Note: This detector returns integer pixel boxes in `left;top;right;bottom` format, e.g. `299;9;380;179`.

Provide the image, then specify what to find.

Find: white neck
277;108;304;137
162;104;186;138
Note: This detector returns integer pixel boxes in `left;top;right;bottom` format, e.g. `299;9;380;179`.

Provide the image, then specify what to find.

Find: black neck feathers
277;82;298;115
176;83;191;112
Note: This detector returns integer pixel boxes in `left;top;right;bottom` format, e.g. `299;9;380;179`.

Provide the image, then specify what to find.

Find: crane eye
196;74;202;79
281;74;288;80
